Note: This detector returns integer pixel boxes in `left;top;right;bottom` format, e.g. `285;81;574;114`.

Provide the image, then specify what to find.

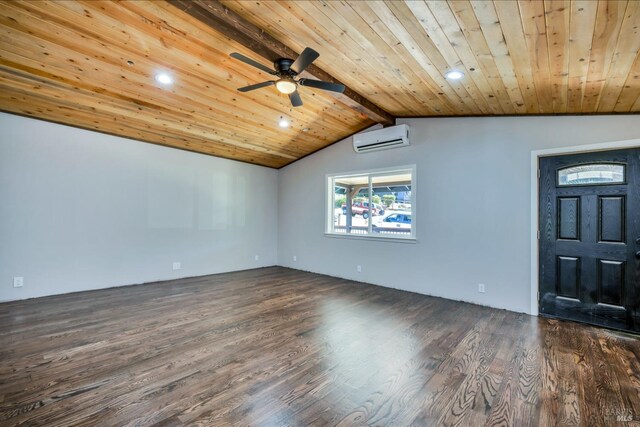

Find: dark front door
539;148;640;333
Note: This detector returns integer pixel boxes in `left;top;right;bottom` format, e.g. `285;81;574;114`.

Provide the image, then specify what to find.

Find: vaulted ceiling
0;1;639;168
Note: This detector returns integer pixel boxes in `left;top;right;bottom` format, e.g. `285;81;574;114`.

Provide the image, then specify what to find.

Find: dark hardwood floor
1;267;639;426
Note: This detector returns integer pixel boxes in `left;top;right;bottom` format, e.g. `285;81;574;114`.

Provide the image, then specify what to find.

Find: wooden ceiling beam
167;0;395;126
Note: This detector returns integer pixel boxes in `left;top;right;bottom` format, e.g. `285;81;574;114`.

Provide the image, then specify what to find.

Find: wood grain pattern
539;148;640;333
0;0;373;169
169;0;395;126
222;0;640;117
1;267;639;426
1;1;640;168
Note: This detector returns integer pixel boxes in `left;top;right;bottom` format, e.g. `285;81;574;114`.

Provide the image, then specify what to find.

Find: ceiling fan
230;47;345;107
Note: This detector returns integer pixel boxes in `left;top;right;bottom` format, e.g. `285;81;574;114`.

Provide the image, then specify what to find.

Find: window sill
324;232;417;244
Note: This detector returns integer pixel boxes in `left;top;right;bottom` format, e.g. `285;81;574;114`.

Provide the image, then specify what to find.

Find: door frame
530;138;640;316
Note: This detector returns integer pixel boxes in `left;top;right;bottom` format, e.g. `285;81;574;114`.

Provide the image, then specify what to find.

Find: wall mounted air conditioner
353;124;410;153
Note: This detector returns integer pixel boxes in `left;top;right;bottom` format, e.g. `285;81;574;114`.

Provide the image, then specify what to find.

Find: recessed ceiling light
155;72;174;85
445;70;464;80
278;117;290;128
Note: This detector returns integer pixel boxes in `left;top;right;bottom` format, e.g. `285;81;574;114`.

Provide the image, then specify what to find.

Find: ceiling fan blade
290;47;319;74
298;78;345;93
289;91;303;107
230;52;275;75
237;81;275;92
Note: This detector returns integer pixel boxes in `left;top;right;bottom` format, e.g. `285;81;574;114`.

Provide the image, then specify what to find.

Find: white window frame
325;165;416;242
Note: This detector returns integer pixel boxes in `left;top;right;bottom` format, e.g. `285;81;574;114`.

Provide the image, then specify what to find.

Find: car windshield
385;213;410;223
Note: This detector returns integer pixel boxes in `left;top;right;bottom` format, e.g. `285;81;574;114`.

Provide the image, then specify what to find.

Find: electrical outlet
13;277;23;288
254;255;259;261
478;283;485;293
172;262;181;270
356;265;362;273
293;255;297;262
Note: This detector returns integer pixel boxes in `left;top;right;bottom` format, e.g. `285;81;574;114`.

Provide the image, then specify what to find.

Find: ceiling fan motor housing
274;58;296;77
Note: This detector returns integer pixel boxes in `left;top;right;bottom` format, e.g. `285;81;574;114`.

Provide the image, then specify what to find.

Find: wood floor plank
1;267;639;426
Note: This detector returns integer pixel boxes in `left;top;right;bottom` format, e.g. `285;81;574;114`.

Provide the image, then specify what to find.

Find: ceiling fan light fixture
275;78;297;94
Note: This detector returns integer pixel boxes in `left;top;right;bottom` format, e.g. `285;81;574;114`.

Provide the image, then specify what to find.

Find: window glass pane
333;183;347;233
327;167;414;239
371;173;411;236
332;179;370;235
557;164;625;186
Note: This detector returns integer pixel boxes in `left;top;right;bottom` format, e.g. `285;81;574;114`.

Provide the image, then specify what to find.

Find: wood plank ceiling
0;1;639;168
0;0;373;168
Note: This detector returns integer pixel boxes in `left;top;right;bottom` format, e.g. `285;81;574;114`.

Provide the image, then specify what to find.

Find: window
557;163;625;186
326;166;415;240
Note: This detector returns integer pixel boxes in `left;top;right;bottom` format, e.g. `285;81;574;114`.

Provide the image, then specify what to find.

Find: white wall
4;113;639;310
0;113;278;301
277;115;640;314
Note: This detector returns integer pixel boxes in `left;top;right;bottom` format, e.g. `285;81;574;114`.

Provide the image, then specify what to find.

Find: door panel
597;259;625;307
599;196;625;242
557;256;580;299
558;197;580;240
539;148;640;333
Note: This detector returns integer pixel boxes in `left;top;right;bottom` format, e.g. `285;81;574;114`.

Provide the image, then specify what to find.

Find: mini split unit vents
353;124;410;153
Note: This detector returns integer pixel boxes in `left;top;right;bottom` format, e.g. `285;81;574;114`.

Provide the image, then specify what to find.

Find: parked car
341;201;382;218
372;211;411;232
